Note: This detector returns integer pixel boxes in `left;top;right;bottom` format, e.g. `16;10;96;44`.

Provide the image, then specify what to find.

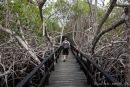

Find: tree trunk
95;0;117;35
125;10;130;83
0;25;41;64
92;0;117;54
60;8;71;44
91;18;125;54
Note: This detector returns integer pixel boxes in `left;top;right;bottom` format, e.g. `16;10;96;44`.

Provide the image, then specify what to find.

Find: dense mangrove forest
0;0;130;87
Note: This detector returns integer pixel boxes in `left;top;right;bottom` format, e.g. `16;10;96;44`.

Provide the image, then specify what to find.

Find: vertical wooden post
55;51;58;63
24;79;30;87
52;54;55;71
87;60;91;85
45;61;49;85
42;82;45;87
57;49;60;59
80;53;83;70
76;50;79;63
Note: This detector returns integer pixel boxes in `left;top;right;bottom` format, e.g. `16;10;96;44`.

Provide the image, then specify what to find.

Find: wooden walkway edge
46;51;88;87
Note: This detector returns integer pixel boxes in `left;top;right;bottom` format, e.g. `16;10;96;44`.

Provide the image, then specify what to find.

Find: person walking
62;38;70;62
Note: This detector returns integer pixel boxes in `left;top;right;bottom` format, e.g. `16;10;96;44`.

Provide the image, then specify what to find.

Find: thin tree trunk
37;0;51;43
85;0;92;28
5;0;8;28
60;8;71;44
92;0;117;50
125;14;130;83
95;0;117;35
91;0;118;54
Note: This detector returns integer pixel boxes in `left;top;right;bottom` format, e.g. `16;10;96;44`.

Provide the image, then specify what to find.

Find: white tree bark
0;25;41;64
59;8;71;44
0;63;12;87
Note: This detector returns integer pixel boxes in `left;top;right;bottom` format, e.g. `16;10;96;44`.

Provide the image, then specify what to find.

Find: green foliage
3;0;42;37
72;1;90;16
1;0;125;41
43;2;53;15
1;0;62;39
46;18;61;33
97;7;106;22
54;0;70;8
0;4;5;24
42;1;62;34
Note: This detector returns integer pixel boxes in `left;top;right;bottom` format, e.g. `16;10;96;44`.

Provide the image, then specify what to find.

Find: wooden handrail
16;44;126;87
15;46;62;87
71;45;126;87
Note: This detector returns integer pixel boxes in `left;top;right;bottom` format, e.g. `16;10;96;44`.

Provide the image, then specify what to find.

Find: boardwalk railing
71;45;126;87
15;46;62;87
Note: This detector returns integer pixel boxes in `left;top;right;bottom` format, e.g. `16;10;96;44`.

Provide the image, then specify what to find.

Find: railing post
80;53;83;70
87;60;91;85
70;46;74;55
76;50;79;63
45;60;49;85
24;79;30;87
57;49;60;59
52;54;55;71
55;51;58;63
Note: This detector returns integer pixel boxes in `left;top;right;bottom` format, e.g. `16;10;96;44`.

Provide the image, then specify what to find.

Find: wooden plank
46;51;89;87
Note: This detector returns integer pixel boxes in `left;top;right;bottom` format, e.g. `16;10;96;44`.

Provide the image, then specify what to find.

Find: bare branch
115;4;130;8
95;0;117;35
92;18;125;54
0;25;41;64
0;63;12;77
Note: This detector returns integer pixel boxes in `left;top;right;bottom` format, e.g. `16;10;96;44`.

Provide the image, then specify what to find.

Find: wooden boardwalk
46;51;88;87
